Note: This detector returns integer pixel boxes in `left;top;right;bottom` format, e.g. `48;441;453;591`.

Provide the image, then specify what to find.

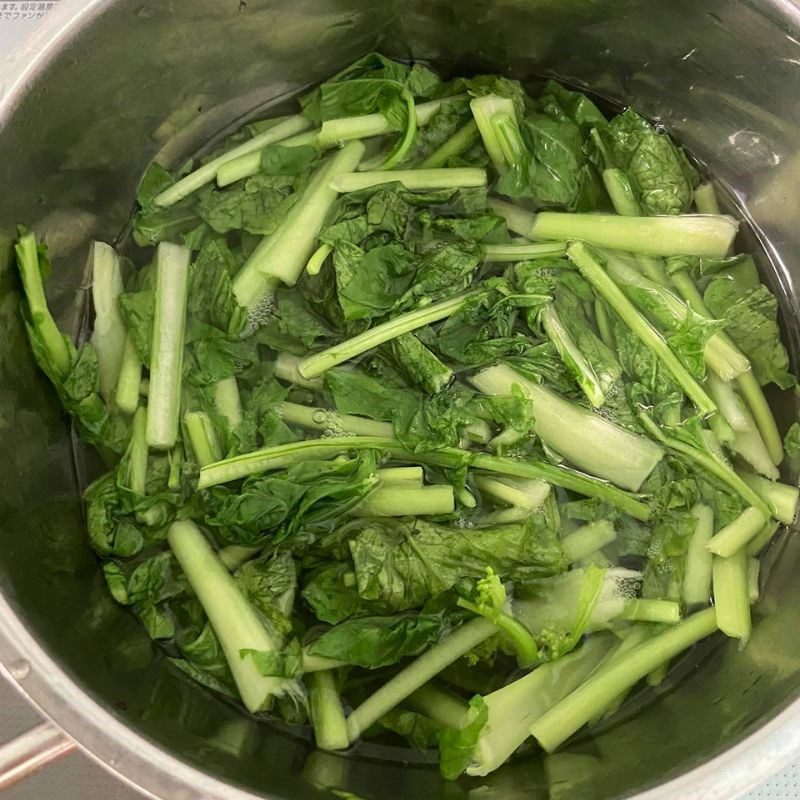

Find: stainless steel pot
2;1;800;797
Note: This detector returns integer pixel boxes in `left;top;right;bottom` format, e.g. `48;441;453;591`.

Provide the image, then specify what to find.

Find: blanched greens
15;54;798;780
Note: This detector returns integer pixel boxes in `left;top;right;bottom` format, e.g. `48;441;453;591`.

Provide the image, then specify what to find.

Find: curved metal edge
0;2;799;800
0;6;289;800
639;700;800;800
0;590;266;800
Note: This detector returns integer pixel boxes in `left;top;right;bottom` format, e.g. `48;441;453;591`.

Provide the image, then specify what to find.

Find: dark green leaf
204;478;304;545
388;333;453;394
349;515;566;613
119;289;154;366
333;242;417;320
379;708;442;750
137;162;175;207
785;422;800;459
538;80;607;136
259;144;318;175
704;272;793;389
188;238;246;336
242;639;304;678
256;288;337;355
196;173;301;235
398;241;481;308
307;610;456;668
601;109;698;215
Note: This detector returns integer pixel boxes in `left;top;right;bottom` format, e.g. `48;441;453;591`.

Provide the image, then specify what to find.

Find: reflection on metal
0;723;75;791
0;1;800;799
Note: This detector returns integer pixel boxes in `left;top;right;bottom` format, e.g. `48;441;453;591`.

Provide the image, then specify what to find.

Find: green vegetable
597;109;698;215
737;470;799;524
483;242;567;262
214;130;318;188
470;364;663;491
306;610;457;669
308;670;349;751
694;182;722;214
167;521;302;712
233;141;366;309
389;333;454;394
539;303;606;407
490;199;738;257
682;504;714;606
438;697;490;780
15;231;72;380
406;682;469;728
89;242;128;402
706;507;768;557
346;617;497;741
784;422;800;459
529;608;718;752
146;243;191;449
197;435;651;518
514;566;670;658
449;634;614;778
316;95;460;149
19;56;796;776
470;95;529;193
603;250;749;381
473;476;551;510
277;401;393;438
561;520;617;563
330;167;487;193
184;410;222;467
419;120;480;168
354;484;455;516
704;264;794;389
297;291;479;379
457;568;539;666
567;243;716;415
15;232;120;451
155;115;312;207
347;515;566;613
115;335;143;415
712;549;751;640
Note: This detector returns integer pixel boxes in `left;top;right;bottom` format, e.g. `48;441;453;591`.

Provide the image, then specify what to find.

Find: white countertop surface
0;3;798;798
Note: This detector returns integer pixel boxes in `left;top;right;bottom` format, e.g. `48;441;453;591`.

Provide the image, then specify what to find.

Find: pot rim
1;2;800;798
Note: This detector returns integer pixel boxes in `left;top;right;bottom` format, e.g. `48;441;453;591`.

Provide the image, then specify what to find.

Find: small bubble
8;659;30;680
312;409;328;424
244;294;277;335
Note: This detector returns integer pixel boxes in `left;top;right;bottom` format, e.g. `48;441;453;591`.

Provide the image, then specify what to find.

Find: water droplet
8;659;30;680
728;130;781;166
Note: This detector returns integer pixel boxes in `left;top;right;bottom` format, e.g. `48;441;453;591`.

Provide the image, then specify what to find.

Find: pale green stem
713;550;751;640
155;115;312;206
330;168;486;194
346;618;497;741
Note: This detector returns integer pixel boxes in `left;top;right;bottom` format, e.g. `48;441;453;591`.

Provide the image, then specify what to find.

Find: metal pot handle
0;722;76;791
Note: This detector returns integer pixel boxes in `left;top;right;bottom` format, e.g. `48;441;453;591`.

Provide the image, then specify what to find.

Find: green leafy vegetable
306;610;457;668
17;54;794;779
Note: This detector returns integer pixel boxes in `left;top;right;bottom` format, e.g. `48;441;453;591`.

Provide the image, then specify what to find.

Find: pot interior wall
1;1;800;798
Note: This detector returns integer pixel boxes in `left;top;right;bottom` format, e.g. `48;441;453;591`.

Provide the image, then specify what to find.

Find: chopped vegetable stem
568;243;716;415
155;115;312;206
346;617;497;741
529;609;718;752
